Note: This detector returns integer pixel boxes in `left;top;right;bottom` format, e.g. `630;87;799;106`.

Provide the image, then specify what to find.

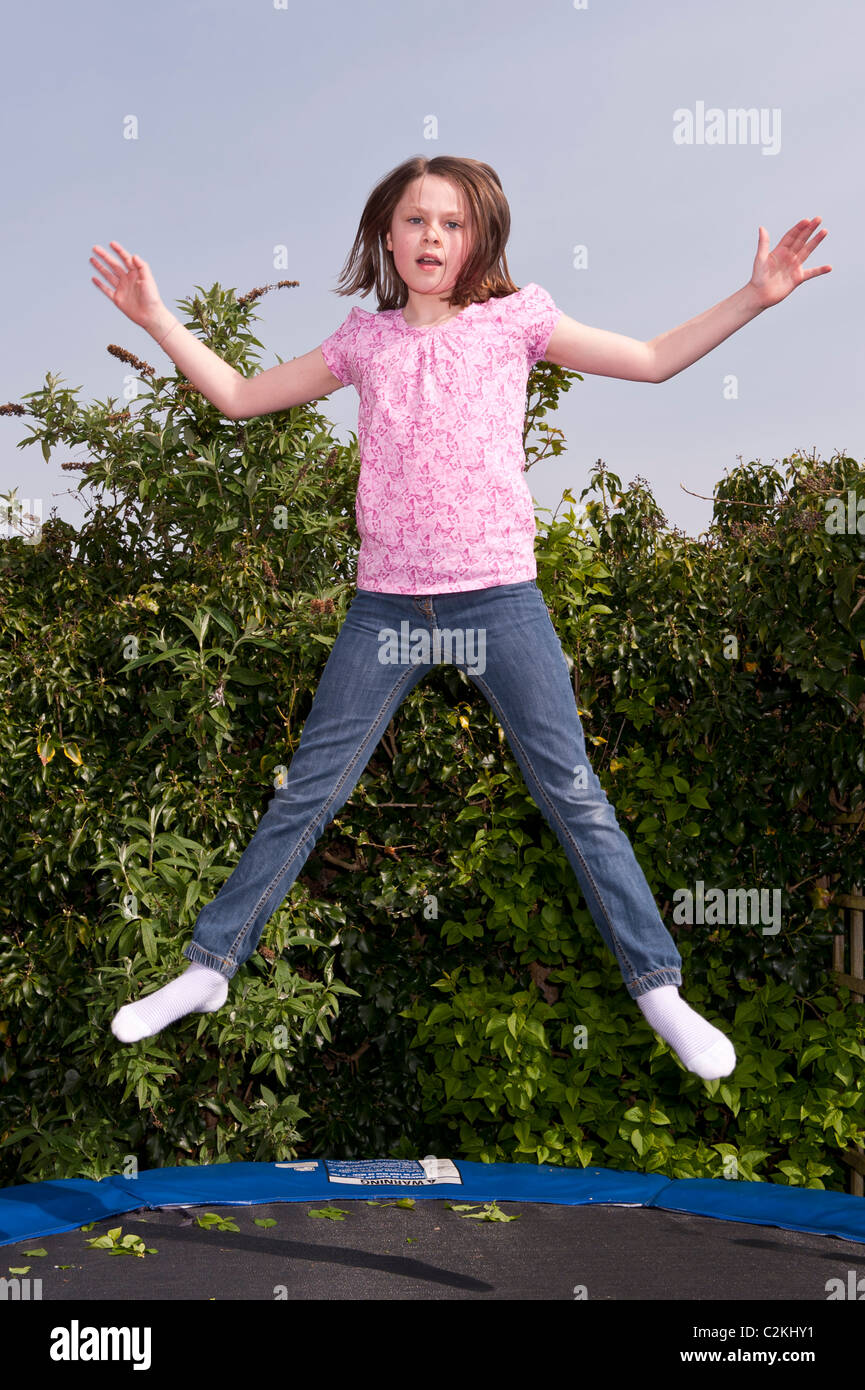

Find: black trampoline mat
7;1200;865;1301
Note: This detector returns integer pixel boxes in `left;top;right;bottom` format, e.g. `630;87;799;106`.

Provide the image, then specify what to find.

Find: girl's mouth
417;257;441;267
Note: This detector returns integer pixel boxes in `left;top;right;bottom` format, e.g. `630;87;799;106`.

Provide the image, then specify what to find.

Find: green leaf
636;816;660;835
140;919;157;966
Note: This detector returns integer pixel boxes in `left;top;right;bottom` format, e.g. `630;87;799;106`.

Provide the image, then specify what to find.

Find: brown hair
332;154;521;311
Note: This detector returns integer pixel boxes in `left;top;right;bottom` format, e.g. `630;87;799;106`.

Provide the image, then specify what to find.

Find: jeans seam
220;662;423;968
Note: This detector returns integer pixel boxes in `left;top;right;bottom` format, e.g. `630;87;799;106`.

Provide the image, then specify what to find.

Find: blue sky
2;0;861;545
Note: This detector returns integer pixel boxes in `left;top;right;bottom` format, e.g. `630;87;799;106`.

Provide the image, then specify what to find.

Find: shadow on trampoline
9;1201;865;1302
98;1211;494;1294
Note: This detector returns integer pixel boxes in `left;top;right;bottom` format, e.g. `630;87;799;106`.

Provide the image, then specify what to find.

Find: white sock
111;962;229;1043
636;984;736;1079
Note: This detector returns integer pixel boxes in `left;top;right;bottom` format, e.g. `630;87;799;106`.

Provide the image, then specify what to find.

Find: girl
93;154;830;1079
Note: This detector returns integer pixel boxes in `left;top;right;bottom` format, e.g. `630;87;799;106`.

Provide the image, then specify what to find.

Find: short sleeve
320;306;366;390
511;282;562;367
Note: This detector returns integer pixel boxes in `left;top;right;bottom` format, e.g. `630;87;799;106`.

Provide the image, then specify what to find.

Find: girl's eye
407;217;460;228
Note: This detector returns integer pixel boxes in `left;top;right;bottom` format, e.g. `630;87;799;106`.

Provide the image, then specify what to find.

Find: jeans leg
183;589;430;979
438;580;682;1000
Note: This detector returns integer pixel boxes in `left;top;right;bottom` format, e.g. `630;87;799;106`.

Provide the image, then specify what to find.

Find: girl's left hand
749;218;831;308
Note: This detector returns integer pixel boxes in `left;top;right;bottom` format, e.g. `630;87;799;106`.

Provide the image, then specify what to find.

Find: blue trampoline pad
2;1159;864;1248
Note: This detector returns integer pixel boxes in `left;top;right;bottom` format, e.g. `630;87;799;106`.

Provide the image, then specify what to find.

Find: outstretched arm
543;218;831;384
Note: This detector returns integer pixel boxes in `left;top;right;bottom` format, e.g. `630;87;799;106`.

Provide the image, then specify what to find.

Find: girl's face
385;175;472;299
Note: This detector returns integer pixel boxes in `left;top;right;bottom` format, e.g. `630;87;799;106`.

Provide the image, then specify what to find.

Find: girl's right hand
90;241;164;331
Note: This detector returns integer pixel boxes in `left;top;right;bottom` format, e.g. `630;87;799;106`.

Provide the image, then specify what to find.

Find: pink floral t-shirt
319;281;562;594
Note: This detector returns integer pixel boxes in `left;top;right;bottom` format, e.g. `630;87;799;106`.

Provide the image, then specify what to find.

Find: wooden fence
824;805;864;1196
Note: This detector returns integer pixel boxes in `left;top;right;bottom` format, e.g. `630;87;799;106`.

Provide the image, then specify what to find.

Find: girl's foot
111;961;229;1043
636;984;736;1079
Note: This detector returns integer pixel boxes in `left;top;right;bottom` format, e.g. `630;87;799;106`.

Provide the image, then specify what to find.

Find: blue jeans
183;580;683;999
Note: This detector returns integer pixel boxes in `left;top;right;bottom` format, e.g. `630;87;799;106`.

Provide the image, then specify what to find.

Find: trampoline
2;1158;864;1314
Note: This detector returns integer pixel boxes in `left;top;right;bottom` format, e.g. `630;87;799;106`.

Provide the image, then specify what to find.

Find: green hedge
0;281;863;1188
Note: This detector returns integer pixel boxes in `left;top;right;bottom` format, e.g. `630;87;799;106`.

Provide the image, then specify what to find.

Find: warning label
323;1158;462;1186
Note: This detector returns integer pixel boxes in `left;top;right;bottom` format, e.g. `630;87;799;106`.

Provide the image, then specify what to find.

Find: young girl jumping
93;154;830;1080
